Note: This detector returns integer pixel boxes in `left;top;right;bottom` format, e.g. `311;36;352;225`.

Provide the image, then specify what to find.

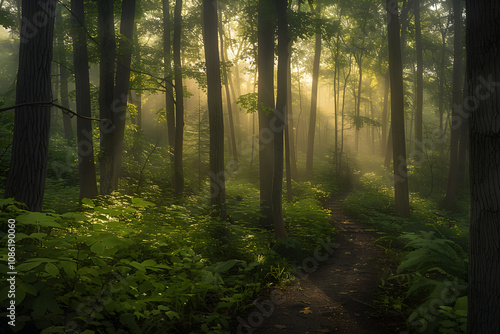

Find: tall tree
163;0;176;169
173;0;184;196
305;1;321;177
414;0;423;150
56;6;73;142
257;0;275;227
4;0;56;211
71;0;98;200
386;0;410;217
443;0;462;207
202;0;226;218
97;0;116;195
112;0;136;190
272;0;288;239
218;10;238;167
466;1;500;332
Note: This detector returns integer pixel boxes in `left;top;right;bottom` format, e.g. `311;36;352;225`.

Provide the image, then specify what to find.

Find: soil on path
234;196;405;334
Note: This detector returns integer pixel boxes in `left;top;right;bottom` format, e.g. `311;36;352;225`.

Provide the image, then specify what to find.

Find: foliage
344;167;469;333
0;174;335;333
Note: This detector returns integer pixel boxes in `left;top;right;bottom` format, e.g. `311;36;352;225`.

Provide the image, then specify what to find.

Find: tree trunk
443;0;462;207
305;4;321;177
56;6;73;142
414;0;423;151
202;0;226;219
287;46;297;180
97;0;116;195
466;1;500;332
257;0;275;227
218;10;238;167
381;70;390;157
386;0;410;217
163;0;176;169
173;0;184;196
273;0;288;239
354;53;363;153
71;0;98;201
112;0;136;191
4;0;56;211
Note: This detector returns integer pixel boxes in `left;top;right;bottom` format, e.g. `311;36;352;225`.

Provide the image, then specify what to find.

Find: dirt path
234;196;404;334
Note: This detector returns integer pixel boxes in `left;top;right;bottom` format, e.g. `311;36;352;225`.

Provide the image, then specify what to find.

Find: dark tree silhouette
71;0;98;200
257;0;275;227
386;0;410;217
443;0;463;207
163;0;176;173
173;0;185;196
202;0;226;218
4;0;56;211
272;0;289;239
112;0;136;189
466;0;500;332
97;0;116;195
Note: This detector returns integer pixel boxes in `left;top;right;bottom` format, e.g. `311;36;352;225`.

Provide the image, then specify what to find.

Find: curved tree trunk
5;0;56;211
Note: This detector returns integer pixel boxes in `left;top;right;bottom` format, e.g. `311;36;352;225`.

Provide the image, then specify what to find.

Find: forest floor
232;195;406;334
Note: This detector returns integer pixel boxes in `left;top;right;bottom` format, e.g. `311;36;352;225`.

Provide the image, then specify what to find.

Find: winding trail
238;196;404;334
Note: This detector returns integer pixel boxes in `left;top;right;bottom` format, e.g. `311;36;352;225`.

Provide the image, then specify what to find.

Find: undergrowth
344;157;469;334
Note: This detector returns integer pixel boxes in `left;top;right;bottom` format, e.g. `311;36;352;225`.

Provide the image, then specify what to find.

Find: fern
397;231;467;280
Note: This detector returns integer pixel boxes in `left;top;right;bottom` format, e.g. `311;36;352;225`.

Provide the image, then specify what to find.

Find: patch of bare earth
233;196;405;334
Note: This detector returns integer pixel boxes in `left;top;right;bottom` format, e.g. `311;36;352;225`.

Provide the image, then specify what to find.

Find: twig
0;100;105;121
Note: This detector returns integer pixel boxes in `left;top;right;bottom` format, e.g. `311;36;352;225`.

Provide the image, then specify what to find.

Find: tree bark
466;1;500;332
443;0;462;207
202;0;226;219
273;0;289;239
5;0;56;211
163;0;176;169
97;0;116;195
173;0;184;196
414;0;423;151
381;70;390;157
112;0;136;190
257;0;275;227
305;3;321;177
71;0;98;201
386;0;410;217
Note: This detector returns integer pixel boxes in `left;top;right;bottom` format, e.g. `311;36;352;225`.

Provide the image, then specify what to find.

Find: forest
0;0;499;333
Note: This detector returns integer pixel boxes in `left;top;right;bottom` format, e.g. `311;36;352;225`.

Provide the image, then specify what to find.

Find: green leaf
131;198;154;207
16;212;61;228
29;232;48;240
119;313;141;333
45;263;60;277
165;310;180;321
81;198;95;207
17;261;44;272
